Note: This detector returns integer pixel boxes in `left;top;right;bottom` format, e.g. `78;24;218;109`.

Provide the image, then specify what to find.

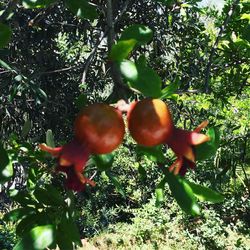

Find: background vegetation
0;0;249;249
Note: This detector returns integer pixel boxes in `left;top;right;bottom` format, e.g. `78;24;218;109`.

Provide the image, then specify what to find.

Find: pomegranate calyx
167;121;209;175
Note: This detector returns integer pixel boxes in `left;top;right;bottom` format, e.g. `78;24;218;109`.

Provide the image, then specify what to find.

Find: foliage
0;0;249;249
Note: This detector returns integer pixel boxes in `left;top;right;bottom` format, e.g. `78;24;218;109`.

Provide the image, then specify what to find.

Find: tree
0;0;249;249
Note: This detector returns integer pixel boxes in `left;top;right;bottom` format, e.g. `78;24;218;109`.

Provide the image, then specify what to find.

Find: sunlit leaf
64;0;98;20
161;78;180;99
120;24;153;45
22;0;57;8
110;39;137;61
187;181;224;203
165;170;200;216
119;59;162;97
14;225;56;250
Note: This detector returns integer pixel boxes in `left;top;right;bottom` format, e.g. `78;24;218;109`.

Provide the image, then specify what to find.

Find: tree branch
204;0;240;93
81;0;133;91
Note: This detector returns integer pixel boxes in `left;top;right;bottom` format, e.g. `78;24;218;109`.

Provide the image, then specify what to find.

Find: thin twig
37;66;74;75
81;0;133;86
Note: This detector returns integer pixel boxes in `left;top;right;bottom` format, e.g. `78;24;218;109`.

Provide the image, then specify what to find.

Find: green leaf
187;181;224;203
0;59;13;71
35;87;48;100
3;208;36;222
155;177;167;207
14;225;56;250
46;129;55;148
64;0;98;20
58;216;82;247
9;190;38;207
33;186;65;206
21;119;32;138
57;226;73;250
75;93;87;109
16;213;48;236
161;78;180;99
165;170;200;216
136;145;166;163
137;55;147;66
119;60;162;97
118;60;138;82
195;127;220;161
110;39;137;61
138;165;147;181
0;143;13;184
22;0;57;8
45;184;65;204
92;153;114;171
120;25;153;46
0;23;12;48
106;172;126;198
240;13;250;24
27;167;37;190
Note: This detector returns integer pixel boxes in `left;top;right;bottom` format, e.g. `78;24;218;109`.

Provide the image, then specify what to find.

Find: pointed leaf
165;170;200;216
161;79;180;99
187;181;224;203
0;59;13;71
106;172;126;197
